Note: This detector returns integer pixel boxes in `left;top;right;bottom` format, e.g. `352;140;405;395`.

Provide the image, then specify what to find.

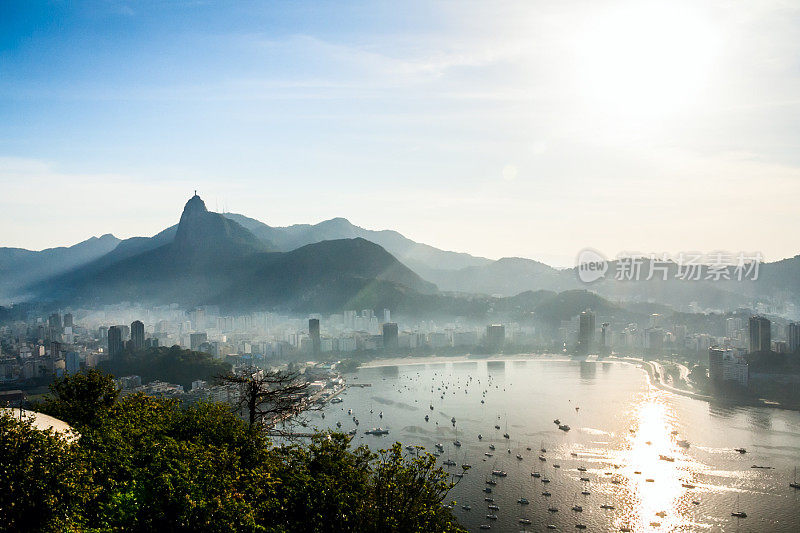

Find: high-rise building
383;309;391;324
382;322;398;350
485;324;505;352
49;341;62;358
708;346;725;383
749;316;771;353
709;346;749;387
309;318;321;355
108;326;124;359
63;313;74;329
600;322;610;350
65;351;80;374
788;322;800;354
130;320;145;351
578;310;596;355
48;313;62;330
190;332;208;351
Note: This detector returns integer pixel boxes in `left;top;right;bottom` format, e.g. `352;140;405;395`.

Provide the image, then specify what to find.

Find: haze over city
3;0;800;265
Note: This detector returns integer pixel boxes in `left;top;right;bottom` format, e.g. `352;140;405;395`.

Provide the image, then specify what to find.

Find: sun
572;2;720;119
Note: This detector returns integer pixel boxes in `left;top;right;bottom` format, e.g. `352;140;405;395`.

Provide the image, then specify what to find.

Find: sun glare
573;2;720;118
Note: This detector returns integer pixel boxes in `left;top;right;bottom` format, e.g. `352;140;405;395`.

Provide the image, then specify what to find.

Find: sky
1;0;799;266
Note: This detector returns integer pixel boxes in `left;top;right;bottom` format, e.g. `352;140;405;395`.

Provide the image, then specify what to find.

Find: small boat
580;477;590;482
516;454;523;460
485;479;497;486
405;445;415;451
531;472;541;478
443;459;456;466
478;434;483;440
364;427;389;435
495;424;501;429
646;478;655;483
483;487;492;493
336;421;341;428
485;497;494;502
479;525;491;530
572;505;583;512
542;477;551;483
577;467;587;472
735;448;747;454
486;514;498;520
539;455;547;462
519;518;531;525
542;491;552;496
571;452;578;457
453;440;462;447
677;439;690;448
518;498;530;504
659;455;675;462
489;444;496;450
491;470;507;477
791;467;800;489
548;506;559;512
451;417;456;424
751;465;772;469
600;504;615;510
581;490;590;495
620;528;632;532
462;504;471;510
485;452;493;457
435;443;444;450
553;464;561;469
503;433;510;439
559;424;571;432
547;525;557;530
488;504;499;510
692;500;700;505
576;524;587;530
430;404;434;410
731;495;746;518
656;511;666;518
554;419;561;425
424;415;429;422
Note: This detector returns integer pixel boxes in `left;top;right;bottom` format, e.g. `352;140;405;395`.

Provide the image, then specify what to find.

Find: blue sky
2;0;800;266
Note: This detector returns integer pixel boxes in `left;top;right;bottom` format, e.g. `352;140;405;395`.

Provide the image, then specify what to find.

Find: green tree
37;368;119;429
0;412;90;532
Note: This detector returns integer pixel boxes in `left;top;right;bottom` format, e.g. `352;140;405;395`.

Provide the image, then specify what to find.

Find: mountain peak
183;193;208;215
173;194;265;258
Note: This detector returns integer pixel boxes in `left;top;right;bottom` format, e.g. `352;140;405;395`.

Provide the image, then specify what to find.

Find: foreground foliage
1;371;464;532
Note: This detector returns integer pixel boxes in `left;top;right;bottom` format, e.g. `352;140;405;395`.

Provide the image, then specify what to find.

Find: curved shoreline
352;354;798;412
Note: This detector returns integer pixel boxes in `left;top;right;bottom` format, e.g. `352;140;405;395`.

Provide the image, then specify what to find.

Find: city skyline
3;1;800;265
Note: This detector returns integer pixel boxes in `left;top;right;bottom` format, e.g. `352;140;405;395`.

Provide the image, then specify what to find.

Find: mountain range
2;194;798;318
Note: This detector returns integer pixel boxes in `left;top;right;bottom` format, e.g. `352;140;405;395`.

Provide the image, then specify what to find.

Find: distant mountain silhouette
28;196;435;311
5;195;800;314
0;234;120;301
222;212;491;277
